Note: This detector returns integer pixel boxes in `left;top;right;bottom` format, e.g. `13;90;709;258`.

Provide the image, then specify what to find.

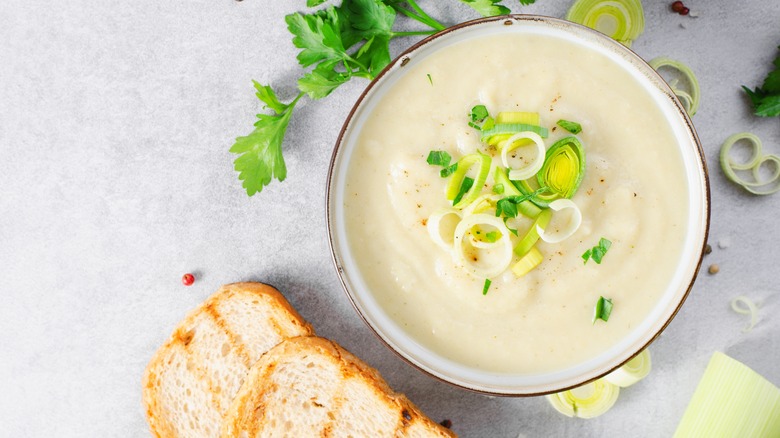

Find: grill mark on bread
202;302;253;369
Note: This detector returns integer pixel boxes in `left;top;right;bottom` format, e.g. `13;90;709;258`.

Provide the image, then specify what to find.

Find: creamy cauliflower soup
342;32;689;374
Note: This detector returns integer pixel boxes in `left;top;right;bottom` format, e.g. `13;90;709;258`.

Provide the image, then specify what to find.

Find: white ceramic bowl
326;15;710;395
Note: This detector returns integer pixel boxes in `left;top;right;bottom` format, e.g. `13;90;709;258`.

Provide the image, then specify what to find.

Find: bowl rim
325;14;711;396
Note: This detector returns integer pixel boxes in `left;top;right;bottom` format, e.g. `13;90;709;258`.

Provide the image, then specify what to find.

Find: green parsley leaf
460;0;511;17
743;46;780;117
298;60;351;99
342;0;395;40
230;83;302;196
492;183;505;194
482;278;492;295
427;73;433;85
592;296;613;324
518;0;536;4
307;0;329;6
470;105;490;123
426;150;452;167
556;119;582;134
495;197;519;219
285;9;349;68
452;176;475;205
583;237;612;264
484;231;500;242
440;163;458;178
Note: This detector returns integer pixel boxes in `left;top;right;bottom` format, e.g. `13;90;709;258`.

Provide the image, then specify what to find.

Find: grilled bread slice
142;282;314;438
221;336;456;438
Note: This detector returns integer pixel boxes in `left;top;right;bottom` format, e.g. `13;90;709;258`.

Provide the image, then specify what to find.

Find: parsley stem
391;1;445;31
391;30;437;37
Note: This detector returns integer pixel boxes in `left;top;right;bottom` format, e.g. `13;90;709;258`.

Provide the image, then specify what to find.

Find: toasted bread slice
142;282;314;438
221;336;456;438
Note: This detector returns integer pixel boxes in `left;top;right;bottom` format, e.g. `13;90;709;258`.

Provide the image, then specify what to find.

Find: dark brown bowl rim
325;14;711;397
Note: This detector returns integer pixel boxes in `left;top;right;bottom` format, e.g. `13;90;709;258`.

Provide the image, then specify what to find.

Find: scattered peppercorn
182;273;195;286
440;419;453;429
704;244;712;255
671;1;691;16
708;264;719;275
680;7;690;15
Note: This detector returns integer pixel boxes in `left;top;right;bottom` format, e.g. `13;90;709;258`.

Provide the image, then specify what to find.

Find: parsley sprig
231;0;537;196
743;46;780;117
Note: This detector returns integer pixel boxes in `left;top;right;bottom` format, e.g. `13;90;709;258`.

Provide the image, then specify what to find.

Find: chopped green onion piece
593;296;613;324
481;123;548;145
547;379;620;419
556;119;582;134
445;153;492;208
535;136;586;206
604;349;651;388
719;132;780;195
649;57;700;116
452;176;474;206
482;278;492;295
567;0;645;47
492;183;504;194
426;150;451;167
511;246;543;277
514;209;552;256
496;111;540;125
674;352;780;437
440;163;458;178
731;296;758;332
583;237;612;264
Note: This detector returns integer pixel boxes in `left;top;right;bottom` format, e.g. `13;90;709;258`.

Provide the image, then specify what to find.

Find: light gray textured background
1;1;779;437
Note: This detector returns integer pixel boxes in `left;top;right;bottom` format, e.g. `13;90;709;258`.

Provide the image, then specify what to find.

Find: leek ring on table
730;295;758;332
604;348;651;387
719;132;780;195
566;0;645;47
536;199;582;244
649;57;700;116
500;131;547;181
547;379;620;418
452;213;514;278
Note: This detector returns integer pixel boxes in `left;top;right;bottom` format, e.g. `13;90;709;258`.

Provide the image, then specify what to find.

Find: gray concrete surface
1;0;779;436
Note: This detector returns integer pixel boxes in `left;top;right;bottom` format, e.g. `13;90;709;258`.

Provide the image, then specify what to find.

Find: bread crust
220;336;456;438
142;282;314;438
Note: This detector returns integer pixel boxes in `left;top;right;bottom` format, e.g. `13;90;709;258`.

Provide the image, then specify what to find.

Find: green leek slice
496;111;540;125
511;246;543;277
719;132;780;195
514;209;552;256
481;123;548;145
494;167;541;218
426;209;462;251
445;153;492;208
536;199;582;244
452;213;514;278
547;379;620;419
500;131;547;180
649;57;701;116
536;136;586;204
566;0;645;47
604;349;651;387
674;352;780;437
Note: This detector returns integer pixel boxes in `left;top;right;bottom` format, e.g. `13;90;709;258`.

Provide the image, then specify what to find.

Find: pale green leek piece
566;0;645;47
674;352;780;437
720;132;780;195
649;57;701;116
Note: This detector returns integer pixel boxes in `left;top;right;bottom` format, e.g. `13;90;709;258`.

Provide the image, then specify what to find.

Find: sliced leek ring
567;0;645;47
462;193;501;217
452;213;513;278
536;136;586;204
547;379;620;418
604;349;652;387
649;57;700;116
501;131;547;181
445;153;492;208
426;209;462;251
730;295;758;332
536;199;582;244
511;246;543;277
